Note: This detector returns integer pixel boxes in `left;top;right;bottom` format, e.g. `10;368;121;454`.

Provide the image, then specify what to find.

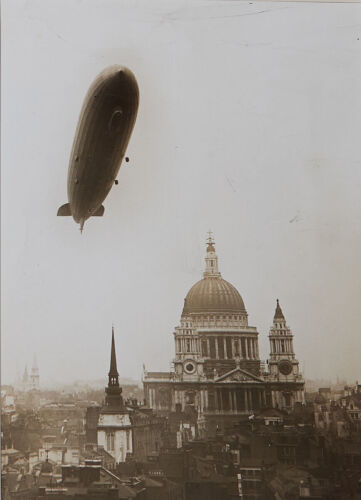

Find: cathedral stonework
143;237;305;435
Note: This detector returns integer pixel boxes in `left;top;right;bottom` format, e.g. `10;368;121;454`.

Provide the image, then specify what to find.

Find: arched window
107;432;115;451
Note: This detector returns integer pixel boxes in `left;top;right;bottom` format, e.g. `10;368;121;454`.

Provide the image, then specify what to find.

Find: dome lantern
182;235;247;317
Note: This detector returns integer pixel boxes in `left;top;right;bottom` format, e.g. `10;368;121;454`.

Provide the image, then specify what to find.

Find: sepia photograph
2;0;361;498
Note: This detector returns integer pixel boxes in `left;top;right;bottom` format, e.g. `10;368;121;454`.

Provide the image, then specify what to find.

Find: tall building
97;328;133;463
265;300;305;409
95;329;164;463
22;365;29;391
143;236;305;435
30;354;40;390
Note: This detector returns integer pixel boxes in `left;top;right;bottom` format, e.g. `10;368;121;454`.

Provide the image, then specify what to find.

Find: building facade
97;330;134;463
94;330;164;463
143;237;305;435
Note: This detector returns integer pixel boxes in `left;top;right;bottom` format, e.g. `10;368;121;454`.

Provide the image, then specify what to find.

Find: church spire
108;326;119;386
32;354;38;371
203;232;221;278
105;327;123;408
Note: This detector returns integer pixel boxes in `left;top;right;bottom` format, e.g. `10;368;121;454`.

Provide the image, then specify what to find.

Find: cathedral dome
182;276;246;315
182;236;247;316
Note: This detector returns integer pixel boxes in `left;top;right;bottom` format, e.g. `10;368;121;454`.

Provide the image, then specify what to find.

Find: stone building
143;236;305;435
90;330;164;463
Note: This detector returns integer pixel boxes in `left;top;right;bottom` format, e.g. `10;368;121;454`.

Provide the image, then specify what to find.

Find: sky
2;0;361;387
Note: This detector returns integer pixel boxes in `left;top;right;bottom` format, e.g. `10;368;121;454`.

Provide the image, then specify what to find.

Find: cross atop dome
206;231;215;252
204;232;221;277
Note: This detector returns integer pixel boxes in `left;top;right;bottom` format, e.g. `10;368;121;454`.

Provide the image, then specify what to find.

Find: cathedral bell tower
267;300;305;409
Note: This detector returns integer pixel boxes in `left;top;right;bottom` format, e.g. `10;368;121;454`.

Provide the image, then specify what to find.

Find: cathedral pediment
215;368;263;384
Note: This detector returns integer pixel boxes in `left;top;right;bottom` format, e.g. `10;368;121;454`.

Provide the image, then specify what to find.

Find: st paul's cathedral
143;236;305;434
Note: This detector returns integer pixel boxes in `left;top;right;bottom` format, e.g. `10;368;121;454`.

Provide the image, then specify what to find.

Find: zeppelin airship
57;65;139;232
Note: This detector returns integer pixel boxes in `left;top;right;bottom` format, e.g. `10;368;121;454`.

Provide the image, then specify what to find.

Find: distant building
143;236;305;436
29;355;40;391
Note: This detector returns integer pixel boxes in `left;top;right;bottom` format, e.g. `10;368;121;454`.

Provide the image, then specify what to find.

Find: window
234;339;240;356
201;340;208;357
218;337;224;359
241;338;246;358
209;338;216;359
226;337;232;358
107;432;115;451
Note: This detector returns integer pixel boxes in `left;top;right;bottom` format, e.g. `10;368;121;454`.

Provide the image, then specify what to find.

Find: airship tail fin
93;205;105;216
57;203;72;216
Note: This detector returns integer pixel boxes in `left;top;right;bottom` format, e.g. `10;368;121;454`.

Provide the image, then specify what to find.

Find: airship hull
58;66;139;229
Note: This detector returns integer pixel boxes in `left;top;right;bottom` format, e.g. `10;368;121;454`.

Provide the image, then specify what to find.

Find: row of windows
176;336;258;359
201;337;258;359
182;315;246;326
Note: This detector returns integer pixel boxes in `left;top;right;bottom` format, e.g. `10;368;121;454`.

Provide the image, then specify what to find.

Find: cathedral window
209;338;216;359
226;337;232;359
201;340;208;357
218;337;224;359
234;339;240;356
241;339;246;358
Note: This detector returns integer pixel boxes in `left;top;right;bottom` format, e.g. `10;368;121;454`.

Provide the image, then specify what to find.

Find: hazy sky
2;0;361;387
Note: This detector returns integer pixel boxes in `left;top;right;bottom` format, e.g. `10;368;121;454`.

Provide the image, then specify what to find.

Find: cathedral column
229;390;233;411
231;338;235;357
244;389;248;411
215;337;219;359
224;338;228;359
245;339;249;359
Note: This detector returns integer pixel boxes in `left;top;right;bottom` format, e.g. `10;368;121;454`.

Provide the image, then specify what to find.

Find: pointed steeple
23;365;28;382
108;326;119;385
274;299;285;321
32;354;38;371
105;327;123;408
203;232;221;278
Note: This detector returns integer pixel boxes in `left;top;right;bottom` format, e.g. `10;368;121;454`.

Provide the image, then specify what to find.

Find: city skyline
2;0;361;386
